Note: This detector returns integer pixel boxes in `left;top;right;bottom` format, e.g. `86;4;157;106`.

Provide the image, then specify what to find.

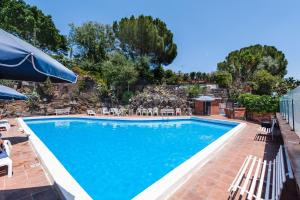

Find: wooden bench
55;107;71;115
228;145;294;200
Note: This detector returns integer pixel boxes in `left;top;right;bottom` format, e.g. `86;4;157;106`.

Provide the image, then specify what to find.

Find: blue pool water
25;118;237;199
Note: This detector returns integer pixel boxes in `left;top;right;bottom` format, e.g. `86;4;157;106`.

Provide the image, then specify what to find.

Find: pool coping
18;116;246;200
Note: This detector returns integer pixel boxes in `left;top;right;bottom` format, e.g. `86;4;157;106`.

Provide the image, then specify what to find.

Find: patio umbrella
0;85;27;100
0;29;77;83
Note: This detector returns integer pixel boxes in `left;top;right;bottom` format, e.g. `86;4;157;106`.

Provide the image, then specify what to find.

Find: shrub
237;93;279;113
121;91;134;105
185;85;204;98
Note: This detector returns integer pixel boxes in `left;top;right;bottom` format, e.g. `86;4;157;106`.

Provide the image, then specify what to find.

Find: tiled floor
0;119;59;200
0;115;297;200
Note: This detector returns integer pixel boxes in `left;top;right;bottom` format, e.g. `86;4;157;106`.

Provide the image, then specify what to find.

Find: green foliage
251;69;278;95
26;89;40;113
215;71;232;88
237;93;279;113
0;0;67;52
164;70;180;85
134;56;154;84
37;77;54;101
152;65;165;84
217;44;287;87
274;77;300;96
0;80;15;88
185;85;204;98
121;91;134;105
69;22;115;63
101;53;138;89
113;15;177;66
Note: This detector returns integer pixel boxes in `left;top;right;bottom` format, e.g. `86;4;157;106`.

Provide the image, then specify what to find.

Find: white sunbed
0;120;10;131
258;119;276;140
101;107;110;115
87;110;96;116
0;140;13;177
228;145;293;200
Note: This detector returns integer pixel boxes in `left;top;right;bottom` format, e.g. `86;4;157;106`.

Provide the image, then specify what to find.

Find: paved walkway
169;118;298;200
0;119;59;200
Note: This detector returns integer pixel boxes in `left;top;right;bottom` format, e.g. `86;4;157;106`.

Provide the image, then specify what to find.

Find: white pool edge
18;117;93;200
18;116;246;200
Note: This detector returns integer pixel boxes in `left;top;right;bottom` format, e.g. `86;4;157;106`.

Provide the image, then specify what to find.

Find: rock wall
130;85;190;114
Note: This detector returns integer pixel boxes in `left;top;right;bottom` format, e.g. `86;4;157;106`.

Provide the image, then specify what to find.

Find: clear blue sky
25;0;300;78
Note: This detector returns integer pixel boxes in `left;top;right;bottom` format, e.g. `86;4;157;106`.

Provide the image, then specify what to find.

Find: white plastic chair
87;110;96;116
147;108;153;116
153;107;159;116
175;108;181;116
101;107;110;115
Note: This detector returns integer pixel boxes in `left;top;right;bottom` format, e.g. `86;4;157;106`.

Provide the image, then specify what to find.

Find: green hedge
237;93;279;113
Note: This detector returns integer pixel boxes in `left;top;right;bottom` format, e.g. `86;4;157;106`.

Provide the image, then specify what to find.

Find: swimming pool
21;117;243;200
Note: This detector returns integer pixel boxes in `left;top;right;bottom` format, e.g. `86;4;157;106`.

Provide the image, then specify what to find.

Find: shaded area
0;185;60;200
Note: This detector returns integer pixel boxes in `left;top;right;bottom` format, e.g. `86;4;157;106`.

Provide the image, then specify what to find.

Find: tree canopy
0;0;67;52
113;15;177;66
217;45;287;84
69;22;115;63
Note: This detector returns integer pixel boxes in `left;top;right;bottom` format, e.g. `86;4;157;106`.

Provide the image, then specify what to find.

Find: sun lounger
55;107;71;115
0;140;13;177
101;107;110;115
87;110;96;116
153;107;159;116
228;145;293;200
175;108;181;116
258;119;276;140
0;120;10;131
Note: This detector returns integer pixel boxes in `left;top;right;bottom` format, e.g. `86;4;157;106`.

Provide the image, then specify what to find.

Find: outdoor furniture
110;108;121;116
153;107;159;116
175;108;181;116
228;145;293;200
147;108;153;116
0;120;10;131
258;119;276;140
136;108;142;115
161;108;174;116
0;140;13;177
142;108;148;116
87;110;96;116
101;107;110;115
119;108;126;116
55;107;71;115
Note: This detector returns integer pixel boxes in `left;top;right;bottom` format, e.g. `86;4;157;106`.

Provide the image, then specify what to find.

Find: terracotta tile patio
0;115;298;200
0;119;59;200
